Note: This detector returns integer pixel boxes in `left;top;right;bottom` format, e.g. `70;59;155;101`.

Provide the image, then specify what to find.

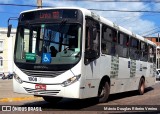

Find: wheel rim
140;82;144;93
99;87;105;98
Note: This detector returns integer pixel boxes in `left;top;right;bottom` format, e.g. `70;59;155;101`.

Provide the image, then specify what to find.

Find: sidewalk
0;79;42;102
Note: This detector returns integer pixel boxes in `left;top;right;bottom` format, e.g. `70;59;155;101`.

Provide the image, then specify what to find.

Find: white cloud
21;0;36;5
42;0;157;36
0;0;13;12
0;0;13;3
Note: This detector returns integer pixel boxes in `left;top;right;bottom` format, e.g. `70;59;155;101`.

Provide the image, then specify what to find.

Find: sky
0;0;160;37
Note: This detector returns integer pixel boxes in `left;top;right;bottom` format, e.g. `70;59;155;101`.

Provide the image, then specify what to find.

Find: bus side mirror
7;17;18;37
7;24;12;37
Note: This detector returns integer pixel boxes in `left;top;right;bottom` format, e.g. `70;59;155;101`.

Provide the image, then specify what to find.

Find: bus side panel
136;61;147;78
82;58;101;98
99;55;111;78
145;62;156;87
145;77;155;87
81;55;111;99
110;78;140;94
118;58;130;79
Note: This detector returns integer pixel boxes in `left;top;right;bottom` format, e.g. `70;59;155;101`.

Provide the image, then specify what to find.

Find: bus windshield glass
14;23;82;65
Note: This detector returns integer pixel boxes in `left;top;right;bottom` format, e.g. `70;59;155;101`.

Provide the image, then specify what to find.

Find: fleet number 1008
28;77;37;82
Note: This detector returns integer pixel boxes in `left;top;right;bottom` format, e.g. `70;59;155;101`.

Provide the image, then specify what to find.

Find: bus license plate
35;84;46;90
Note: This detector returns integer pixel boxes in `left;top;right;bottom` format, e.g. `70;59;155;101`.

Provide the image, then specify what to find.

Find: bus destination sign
20;9;78;21
39;11;61;19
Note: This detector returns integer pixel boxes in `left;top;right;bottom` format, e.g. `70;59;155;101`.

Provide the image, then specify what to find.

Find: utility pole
37;0;42;9
158;33;160;69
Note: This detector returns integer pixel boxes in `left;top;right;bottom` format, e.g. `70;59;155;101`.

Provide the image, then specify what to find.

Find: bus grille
20;69;66;78
24;87;60;96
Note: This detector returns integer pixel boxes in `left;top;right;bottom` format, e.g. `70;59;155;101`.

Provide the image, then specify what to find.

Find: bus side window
144;43;148;61
85;18;100;63
153;46;156;63
117;33;123;57
140;42;148;62
110;30;117;56
101;25;111;55
130;37;139;60
117;32;129;58
101;24;117;56
123;34;129;58
148;45;155;63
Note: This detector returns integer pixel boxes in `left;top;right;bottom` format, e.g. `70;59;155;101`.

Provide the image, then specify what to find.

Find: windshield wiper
51;19;67;42
58;19;68;33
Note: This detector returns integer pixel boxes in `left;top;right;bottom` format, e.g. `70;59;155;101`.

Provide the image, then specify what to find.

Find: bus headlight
13;72;23;84
61;74;81;87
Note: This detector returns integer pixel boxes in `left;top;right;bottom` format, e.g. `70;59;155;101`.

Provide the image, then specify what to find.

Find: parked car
156;69;160;81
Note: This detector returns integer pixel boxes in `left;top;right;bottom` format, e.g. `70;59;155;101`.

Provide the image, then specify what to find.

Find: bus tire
98;81;110;103
43;96;62;103
138;78;145;95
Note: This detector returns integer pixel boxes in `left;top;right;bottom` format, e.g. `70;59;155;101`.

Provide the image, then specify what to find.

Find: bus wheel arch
138;76;145;95
97;76;110;103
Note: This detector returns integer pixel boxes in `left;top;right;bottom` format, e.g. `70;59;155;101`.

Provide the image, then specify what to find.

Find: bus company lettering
34;65;48;69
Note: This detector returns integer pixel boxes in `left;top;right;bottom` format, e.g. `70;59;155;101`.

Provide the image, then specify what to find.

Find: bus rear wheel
98;81;110;103
138;78;145;95
43;96;62;103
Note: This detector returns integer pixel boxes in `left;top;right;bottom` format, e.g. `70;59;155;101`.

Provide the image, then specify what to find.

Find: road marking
0;96;42;102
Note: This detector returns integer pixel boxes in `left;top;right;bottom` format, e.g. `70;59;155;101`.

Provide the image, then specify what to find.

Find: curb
0;96;42;102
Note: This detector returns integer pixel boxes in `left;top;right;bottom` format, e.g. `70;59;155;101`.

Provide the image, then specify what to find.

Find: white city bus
8;7;156;103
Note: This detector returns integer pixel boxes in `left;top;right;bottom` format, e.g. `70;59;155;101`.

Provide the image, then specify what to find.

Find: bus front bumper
13;77;82;99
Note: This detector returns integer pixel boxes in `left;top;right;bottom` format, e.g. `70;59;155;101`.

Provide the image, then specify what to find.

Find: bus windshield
14;23;82;65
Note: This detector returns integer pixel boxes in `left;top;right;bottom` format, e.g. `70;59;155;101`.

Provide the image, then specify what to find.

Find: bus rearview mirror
7;24;12;37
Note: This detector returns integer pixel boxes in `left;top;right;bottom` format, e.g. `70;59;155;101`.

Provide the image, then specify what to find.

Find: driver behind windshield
50;46;58;57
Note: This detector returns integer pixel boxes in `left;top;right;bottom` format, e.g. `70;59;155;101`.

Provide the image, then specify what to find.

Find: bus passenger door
83;18;100;98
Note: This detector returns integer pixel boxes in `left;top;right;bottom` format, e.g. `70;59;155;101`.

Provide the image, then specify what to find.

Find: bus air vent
20;69;66;78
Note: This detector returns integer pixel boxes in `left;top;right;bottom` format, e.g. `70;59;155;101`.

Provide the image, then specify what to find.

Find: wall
0;28;16;75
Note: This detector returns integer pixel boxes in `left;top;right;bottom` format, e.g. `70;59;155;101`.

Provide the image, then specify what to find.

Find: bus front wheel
138;78;145;95
98;81;110;103
43;96;62;103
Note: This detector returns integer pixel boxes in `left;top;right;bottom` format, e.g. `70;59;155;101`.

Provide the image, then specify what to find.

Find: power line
0;11;18;14
117;3;153;25
60;0;160;3
144;30;160;37
89;9;160;13
0;3;42;7
108;13;160;18
141;26;160;36
1;3;160;13
116;2;152;25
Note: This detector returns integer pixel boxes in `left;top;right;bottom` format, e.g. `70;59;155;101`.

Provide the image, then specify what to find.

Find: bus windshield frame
14;9;83;71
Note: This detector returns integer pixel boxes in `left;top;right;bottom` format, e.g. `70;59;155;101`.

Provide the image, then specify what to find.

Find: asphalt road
1;80;160;113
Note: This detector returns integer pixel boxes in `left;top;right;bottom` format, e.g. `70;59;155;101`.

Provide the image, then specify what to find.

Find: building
0;28;16;75
145;37;160;69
